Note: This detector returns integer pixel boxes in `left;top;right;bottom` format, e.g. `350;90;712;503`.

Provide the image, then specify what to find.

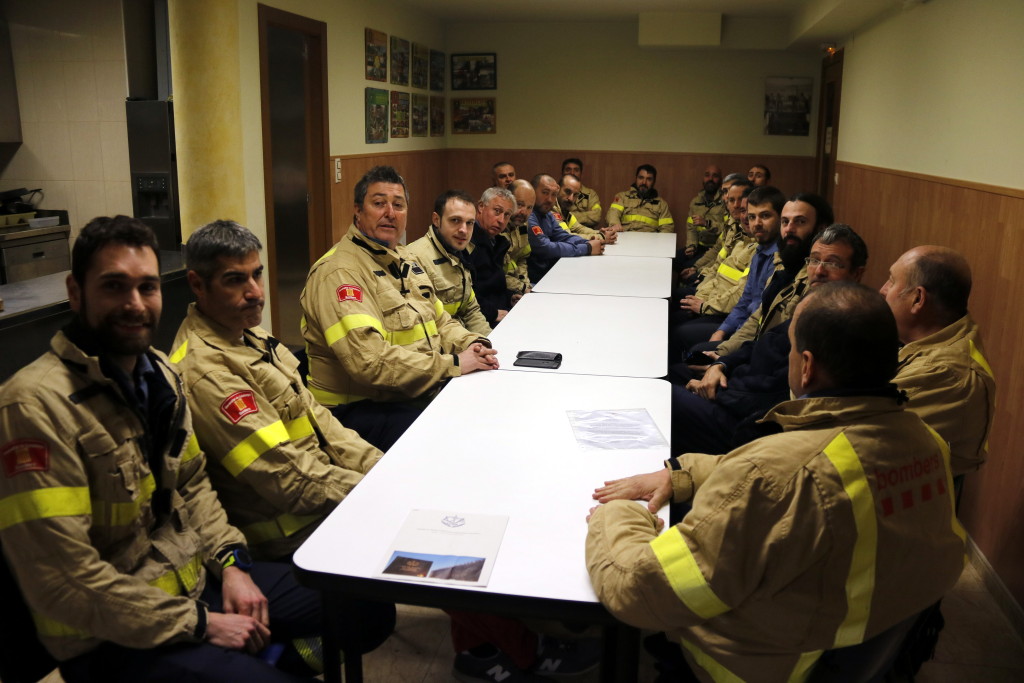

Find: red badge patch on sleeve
220;390;259;424
1;439;50;477
337;284;363;303
531;226;543;236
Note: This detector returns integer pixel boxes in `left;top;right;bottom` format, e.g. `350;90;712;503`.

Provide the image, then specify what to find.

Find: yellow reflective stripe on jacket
680;638;743;683
182;433;201;464
650;527;729;619
718;245;728;259
623;213;658;227
312;245;337;267
822;432;877;647
390;320;438;345
0;486;90;531
610;202;624;211
32;612;89;639
169;340;188;363
658;217;674;226
443;301;462;315
924;425;968;553
504;260;516;273
222;416;315;477
717;262;750;282
243;512;321;545
969;340;994;378
149;553;203;596
308;385;368;406
92;473;156;526
433;298;444;317
559;220;572;234
787;650;823;683
325;314;386;346
591;202;602;211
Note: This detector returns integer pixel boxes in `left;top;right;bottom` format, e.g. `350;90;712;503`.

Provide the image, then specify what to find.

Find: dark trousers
329;399;423;452
671;384;740;457
668;312;726;363
60;562;395;683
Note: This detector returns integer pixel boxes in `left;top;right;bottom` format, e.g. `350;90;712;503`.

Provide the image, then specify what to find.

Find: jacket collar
763;389;906;432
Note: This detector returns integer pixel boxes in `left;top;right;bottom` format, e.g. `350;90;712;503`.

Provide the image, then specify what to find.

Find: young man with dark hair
0;216;353;682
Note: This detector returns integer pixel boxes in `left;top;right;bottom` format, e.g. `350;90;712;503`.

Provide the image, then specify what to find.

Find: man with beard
693;186;785;351
491;161;516;190
0;216;373;682
556;173;616;242
503;179;535;302
714;193;835;357
527;173;604;284
606;164;675;237
675;224;866;455
748;164;771;186
465;186;516;328
683;165;727;264
683;176;750;284
408;191;492;336
561;157;602;228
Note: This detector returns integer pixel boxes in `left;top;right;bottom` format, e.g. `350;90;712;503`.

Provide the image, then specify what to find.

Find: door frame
257;4;331;340
815;48;844;204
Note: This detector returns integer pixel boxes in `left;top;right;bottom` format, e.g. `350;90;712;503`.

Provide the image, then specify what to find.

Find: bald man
881;246;996;477
527;173;604;283
684;164;727;261
503;179;535;302
557;174;616;243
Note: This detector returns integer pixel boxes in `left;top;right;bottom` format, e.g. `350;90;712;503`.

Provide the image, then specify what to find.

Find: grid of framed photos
364;29;498;141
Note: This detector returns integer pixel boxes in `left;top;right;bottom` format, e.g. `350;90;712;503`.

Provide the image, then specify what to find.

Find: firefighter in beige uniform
685;165;727;257
587;284;966;683
504;179;536;294
300;166;497;452
561;158;602;228
881;246;996;477
689;230;757;317
407;190;492;337
0;216;344;682
607;165;674;234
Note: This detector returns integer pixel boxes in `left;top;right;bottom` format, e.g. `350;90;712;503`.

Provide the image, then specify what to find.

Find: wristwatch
221;545;253;572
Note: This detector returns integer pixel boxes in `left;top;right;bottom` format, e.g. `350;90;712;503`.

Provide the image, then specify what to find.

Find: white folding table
532;254;672;298
488;292;667;378
603;231;677;258
294;370;671;682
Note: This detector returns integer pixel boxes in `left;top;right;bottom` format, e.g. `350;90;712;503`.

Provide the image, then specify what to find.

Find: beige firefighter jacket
607;188;675;233
895;315;996;476
407;227;492;337
170;304;382;559
587;394;966;683
0;332;245;660
716;261;806;357
686;190;727;249
555;207;602;238
692;235;758;316
693;216;741;276
502;222;531;294
568;183;602;228
300;224;484;406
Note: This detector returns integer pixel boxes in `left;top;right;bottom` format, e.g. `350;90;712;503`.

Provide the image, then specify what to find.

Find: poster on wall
429;96;445;137
365;28;387;82
365;87;389;144
412;94;428;137
390;37;409;86
412;43;429;89
451;53;496;90
391;91;410;138
452;98;496;134
764;77;812;136
429;50;445;92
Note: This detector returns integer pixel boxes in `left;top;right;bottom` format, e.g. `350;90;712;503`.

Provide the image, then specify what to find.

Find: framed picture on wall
390;36;409;86
764;77;813;136
412;94;428;136
412;43;429;89
451;53;496;90
429;50;445;92
391;91;410;138
429;96;445;137
365;87;388;143
452;98;496;134
365;28;387;82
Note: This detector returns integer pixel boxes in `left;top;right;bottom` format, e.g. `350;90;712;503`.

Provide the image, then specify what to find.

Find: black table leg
601;622;640;682
323;592;342;683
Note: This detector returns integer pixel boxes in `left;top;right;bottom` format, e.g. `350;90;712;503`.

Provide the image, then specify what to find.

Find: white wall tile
94;60;127;122
32;121;72;181
91;0;125;62
99;120;129;181
63;61;99;122
68;121;103;181
104;180;132;216
32;61;68;123
73;179;107;228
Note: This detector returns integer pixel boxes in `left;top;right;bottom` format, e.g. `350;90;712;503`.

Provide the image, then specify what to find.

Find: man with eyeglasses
671;224;868;456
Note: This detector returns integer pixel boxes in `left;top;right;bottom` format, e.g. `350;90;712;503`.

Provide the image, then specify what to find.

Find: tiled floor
29;561;1024;682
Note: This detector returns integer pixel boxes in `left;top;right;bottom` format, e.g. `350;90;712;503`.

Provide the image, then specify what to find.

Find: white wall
0;0;131;237
443;20;821;155
838;0;1024;189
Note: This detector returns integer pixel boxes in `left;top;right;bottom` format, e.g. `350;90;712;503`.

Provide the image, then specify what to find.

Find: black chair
0;544;58;683
808;605;939;683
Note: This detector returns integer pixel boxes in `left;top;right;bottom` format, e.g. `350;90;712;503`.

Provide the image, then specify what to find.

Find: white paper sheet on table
379;509;509;587
567;408;668;450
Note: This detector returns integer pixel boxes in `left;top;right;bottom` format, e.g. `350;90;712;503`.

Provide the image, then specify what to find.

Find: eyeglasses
805;257;848;270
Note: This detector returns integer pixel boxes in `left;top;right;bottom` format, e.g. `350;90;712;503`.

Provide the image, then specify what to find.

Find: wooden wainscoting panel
834;160;1024;606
